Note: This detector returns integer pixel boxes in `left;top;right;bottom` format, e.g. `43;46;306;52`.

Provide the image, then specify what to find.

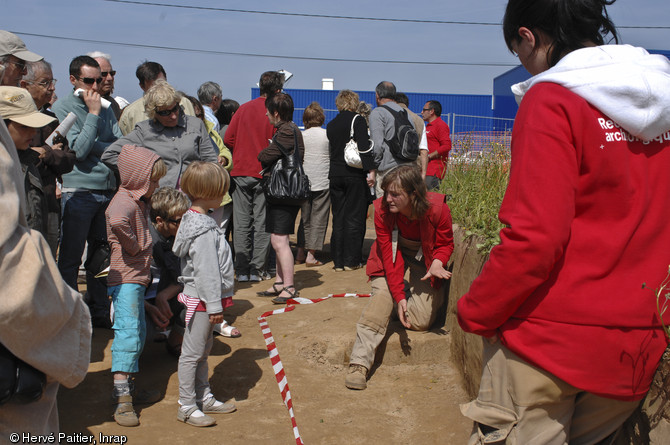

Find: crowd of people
0;29;455;432
3;0;670;440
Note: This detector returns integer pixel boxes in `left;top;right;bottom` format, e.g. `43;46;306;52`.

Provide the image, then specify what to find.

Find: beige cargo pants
349;237;444;370
461;341;640;445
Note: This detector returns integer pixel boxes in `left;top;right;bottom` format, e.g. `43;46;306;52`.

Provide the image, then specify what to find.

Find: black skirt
266;202;300;235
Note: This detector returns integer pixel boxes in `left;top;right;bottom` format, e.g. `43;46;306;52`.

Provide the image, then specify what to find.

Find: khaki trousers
349;238;444;370
461;341;640;445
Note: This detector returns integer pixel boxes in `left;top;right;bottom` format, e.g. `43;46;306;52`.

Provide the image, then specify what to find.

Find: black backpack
382;105;420;162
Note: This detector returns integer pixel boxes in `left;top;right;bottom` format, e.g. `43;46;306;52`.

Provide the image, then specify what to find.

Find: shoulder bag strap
349;114;358;139
291;126;302;163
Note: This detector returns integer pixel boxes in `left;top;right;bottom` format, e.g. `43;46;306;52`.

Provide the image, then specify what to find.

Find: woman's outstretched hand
421;259;452;281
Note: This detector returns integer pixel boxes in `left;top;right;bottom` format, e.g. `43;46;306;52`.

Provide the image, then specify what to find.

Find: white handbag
344;114;374;169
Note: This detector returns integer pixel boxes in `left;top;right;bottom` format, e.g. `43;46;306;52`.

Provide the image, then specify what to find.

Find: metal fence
448;114;514;154
292;109;515;154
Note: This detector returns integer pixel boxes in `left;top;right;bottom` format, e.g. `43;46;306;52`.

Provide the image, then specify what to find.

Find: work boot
114;395;139;427
345;364;368;390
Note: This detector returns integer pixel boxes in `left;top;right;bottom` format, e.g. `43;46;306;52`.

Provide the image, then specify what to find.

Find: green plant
440;132;511;253
642;266;670;343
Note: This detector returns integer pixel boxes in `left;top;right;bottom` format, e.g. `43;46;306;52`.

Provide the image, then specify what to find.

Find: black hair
136;61;167;88
259;71;284;97
69;55;99;77
503;0;618;68
265;92;294;122
427;100;442;116
184;95;204;120
375;81;396;100
395;92;409;106
215;99;240;126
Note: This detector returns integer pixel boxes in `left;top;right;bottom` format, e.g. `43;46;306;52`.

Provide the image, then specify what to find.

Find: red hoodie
457;83;670;401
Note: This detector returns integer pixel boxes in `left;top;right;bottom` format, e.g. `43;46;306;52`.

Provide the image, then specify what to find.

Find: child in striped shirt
105;144;166;427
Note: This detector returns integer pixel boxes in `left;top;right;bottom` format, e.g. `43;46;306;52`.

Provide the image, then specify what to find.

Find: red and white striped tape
257;293;370;445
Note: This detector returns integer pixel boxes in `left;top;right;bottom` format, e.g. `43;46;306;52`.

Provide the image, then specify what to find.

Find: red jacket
425;117;451;178
224;96;275;178
366;192;454;303
457;83;670;401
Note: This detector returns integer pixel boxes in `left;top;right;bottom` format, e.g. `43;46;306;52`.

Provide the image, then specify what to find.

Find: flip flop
257;281;284;297
305;260;323;267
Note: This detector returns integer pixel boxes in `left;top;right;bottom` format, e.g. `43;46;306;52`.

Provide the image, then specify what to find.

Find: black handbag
0;343;46;405
262;128;311;206
84;239;110;285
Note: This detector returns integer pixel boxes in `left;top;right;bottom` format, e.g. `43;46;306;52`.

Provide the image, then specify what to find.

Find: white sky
4;0;669;105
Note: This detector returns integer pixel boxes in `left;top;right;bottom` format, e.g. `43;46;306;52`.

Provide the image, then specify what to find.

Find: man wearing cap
52;55;122;328
0;30;43;87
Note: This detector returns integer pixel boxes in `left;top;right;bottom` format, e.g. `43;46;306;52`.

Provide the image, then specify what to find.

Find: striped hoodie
105;145;160;287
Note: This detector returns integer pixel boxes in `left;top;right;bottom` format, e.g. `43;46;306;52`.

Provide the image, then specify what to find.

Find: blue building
250;48;668;150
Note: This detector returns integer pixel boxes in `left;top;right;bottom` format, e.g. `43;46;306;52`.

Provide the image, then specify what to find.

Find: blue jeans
58;190;113;320
109;284;147;373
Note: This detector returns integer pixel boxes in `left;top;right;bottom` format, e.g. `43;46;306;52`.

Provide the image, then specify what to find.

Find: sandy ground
58;217;473;445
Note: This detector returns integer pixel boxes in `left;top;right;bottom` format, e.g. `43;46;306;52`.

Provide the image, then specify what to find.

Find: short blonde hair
150;186;190;222
144;79;182;120
335;90;360;112
151;158;167;182
180;161;229;201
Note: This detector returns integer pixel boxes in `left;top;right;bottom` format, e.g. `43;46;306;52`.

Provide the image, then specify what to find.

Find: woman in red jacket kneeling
345;164;454;390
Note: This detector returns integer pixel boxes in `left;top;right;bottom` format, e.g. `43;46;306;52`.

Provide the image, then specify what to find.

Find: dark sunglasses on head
101;70;116;77
77;76;103;85
155;104;180;117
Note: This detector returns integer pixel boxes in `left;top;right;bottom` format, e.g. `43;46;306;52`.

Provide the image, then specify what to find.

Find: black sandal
272;286;299;305
257;281;284;297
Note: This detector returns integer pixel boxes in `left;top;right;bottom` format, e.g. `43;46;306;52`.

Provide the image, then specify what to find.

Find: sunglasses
167;217;182;224
155;104;180;117
101;70;116;78
77;76;103;85
8;60;26;71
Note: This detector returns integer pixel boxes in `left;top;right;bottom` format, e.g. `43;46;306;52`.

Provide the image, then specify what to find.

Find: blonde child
106;144;166;427
172;161;236;427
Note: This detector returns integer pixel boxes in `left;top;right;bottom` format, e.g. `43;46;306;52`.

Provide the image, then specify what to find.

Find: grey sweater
102;112;218;188
369;101;407;173
172;210;234;314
